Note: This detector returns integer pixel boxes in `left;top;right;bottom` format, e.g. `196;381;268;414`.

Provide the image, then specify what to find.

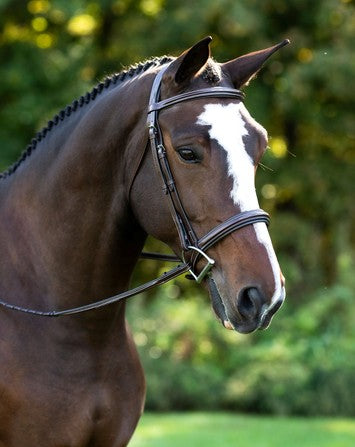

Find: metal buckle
184;246;215;283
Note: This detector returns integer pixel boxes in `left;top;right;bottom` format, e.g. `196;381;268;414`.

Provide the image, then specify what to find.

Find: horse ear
164;36;212;85
222;39;290;88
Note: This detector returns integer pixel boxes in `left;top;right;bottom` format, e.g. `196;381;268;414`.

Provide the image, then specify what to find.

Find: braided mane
0;55;222;180
0;55;173;180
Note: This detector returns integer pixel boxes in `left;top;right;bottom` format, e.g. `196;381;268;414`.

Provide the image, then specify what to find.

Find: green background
0;0;354;416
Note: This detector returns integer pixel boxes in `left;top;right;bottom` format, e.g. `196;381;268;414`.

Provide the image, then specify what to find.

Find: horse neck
0;77;150;321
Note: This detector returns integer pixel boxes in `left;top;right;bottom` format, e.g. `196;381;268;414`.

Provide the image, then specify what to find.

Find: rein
0;64;270;317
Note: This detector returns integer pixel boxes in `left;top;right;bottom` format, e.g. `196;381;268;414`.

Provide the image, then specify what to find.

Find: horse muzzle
207;278;285;334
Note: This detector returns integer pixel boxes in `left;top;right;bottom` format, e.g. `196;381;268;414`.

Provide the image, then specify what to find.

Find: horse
0;36;288;446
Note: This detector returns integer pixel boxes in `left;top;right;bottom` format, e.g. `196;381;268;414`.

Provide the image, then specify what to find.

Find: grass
129;412;355;447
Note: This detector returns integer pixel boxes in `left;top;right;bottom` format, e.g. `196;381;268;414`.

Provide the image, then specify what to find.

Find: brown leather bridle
0;64;270;316
142;65;270;281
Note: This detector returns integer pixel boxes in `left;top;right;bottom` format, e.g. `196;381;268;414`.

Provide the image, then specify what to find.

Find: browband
149;87;245;112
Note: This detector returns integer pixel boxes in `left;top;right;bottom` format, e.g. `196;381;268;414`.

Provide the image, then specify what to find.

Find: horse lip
223;320;234;330
258;288;286;330
207;277;233;329
233;320;259;334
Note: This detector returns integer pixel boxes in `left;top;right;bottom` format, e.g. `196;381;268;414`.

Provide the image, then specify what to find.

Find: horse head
131;37;288;334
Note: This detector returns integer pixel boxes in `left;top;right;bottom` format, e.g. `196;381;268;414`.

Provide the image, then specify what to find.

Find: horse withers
0;37;288;446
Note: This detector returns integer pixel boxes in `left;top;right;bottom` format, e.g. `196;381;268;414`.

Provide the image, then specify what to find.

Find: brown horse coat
0;37;287;446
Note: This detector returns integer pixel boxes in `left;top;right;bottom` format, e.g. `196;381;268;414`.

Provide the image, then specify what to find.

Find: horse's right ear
163;36;212;86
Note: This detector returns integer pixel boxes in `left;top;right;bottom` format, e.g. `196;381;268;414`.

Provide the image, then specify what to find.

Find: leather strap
149;87;245;112
147;66;199;249
0;208;270;317
0;262;190;317
199;209;270;252
189;209;270;269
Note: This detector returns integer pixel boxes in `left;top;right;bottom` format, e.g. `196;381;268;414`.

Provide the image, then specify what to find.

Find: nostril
237;287;264;319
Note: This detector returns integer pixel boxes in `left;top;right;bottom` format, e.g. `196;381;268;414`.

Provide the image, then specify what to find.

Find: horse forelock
201;59;222;85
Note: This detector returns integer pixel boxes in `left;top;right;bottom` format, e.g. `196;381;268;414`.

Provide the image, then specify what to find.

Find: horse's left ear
222;39;290;88
163;36;212;86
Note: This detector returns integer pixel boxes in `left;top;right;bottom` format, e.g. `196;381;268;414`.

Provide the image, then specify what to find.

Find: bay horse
0;37;288;446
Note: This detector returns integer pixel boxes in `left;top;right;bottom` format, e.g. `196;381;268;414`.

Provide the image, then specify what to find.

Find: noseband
0;64;269;317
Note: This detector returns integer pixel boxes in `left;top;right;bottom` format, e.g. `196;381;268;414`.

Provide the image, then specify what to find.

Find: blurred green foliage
0;0;354;415
128;276;355;415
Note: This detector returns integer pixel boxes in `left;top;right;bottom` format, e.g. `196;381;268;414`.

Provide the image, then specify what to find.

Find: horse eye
177;147;199;163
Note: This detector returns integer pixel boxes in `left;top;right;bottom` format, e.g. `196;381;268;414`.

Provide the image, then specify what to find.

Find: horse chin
207;277;258;334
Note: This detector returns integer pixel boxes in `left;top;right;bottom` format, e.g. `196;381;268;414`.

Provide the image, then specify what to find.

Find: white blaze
196;103;283;306
197;103;258;210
